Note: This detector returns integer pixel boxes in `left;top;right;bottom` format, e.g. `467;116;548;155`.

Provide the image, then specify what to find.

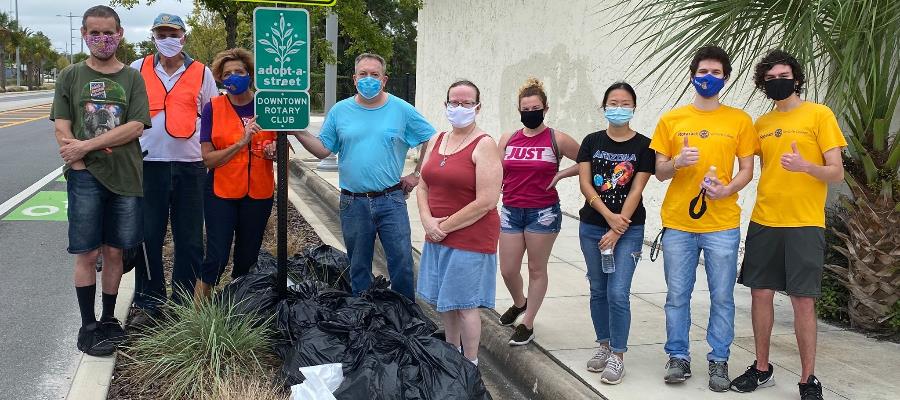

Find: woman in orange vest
195;48;280;298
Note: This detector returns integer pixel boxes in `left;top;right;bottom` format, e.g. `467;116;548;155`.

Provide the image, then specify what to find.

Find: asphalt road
0;103;79;400
0;91;55;104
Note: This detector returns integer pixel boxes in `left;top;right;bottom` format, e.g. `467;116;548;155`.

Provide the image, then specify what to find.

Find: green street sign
255;91;310;130
253;8;310;91
235;0;336;5
3;191;68;221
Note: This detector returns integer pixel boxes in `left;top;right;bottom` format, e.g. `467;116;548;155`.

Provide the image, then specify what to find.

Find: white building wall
415;0;780;242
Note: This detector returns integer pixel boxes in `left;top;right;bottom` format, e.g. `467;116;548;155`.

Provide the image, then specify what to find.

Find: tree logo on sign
259;13;305;72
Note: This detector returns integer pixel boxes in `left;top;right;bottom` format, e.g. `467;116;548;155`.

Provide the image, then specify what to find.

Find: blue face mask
604;107;634;127
222;74;251;95
356;76;382;99
692;74;725;98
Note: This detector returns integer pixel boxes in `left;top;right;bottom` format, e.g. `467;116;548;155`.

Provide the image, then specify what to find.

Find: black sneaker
498;301;527;326
664;357;692;383
100;316;127;346
508;324;535;346
730;362;774;393
799;375;824;400
77;322;116;357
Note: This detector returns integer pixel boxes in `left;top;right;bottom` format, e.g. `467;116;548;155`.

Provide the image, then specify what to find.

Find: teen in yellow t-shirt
731;50;846;400
649;46;756;392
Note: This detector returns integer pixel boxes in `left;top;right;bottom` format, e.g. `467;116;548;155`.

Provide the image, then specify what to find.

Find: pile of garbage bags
217;245;491;400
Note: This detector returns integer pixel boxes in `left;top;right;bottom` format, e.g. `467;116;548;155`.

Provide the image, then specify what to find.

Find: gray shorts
738;222;825;297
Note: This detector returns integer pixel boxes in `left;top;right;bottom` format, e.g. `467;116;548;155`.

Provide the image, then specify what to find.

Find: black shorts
738;222;825;297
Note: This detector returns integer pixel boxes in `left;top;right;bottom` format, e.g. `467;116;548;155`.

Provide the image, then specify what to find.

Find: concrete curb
64;271;136;400
289;159;605;400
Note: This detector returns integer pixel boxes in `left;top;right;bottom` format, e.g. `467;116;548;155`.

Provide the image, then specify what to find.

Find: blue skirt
417;242;497;312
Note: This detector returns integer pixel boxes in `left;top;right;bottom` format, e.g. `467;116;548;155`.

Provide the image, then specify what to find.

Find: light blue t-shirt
319;94;436;192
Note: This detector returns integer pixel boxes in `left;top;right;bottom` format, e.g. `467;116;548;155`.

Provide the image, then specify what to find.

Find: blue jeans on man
339;189;414;299
661;227;740;362
134;161;205;310
580;223;645;354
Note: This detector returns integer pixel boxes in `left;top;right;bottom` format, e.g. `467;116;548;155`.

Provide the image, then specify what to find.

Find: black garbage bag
288;244;353;292
216;271;279;321
361;280;438;337
278;327;349;386
252;251;279;276
122;243;146;274
333;330;491;400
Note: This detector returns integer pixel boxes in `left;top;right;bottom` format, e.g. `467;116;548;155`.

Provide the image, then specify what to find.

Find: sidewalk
291;119;900;400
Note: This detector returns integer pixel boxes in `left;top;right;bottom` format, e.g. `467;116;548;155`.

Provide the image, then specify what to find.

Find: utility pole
317;11;338;171
56;13;77;64
14;0;20;86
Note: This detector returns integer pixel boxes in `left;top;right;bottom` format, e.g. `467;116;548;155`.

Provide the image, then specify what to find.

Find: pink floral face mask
84;33;122;60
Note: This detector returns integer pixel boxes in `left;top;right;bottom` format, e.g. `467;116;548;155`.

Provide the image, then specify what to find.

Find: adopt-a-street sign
255;91;310;130
234;0;336;6
253;7;310;91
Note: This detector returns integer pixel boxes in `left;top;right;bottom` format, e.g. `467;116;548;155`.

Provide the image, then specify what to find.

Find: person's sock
468;357;479;367
457;346;462;354
75;285;97;327
101;292;117;320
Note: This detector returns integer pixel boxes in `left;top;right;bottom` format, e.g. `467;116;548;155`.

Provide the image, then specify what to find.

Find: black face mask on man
520;109;544;129
763;78;796;101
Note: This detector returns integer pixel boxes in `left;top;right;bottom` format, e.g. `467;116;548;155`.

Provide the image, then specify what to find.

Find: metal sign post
253;6;312;297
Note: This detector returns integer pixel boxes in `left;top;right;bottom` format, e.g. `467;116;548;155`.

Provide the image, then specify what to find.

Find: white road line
0;166;63;217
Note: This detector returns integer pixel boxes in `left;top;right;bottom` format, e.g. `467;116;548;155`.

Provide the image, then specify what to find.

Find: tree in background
0;12;25;90
115;37;140;64
110;0;254;49
184;1;227;65
617;0;900;332
135;40;157;57
73;53;88;64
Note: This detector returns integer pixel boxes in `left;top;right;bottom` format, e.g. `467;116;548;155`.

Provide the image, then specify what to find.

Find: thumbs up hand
780;141;810;172
675;136;700;169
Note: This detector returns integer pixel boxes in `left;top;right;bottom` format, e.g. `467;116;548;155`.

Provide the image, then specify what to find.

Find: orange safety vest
210;95;276;199
140;54;205;139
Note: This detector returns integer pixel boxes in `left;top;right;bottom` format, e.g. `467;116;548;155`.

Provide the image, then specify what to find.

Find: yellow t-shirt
751;101;847;228
649;104;756;233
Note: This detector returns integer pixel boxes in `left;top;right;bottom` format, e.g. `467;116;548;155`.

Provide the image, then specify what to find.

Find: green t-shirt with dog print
51;61;151;196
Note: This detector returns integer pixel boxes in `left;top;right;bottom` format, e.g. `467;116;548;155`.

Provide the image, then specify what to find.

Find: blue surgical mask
356;76;382;99
692;74;725;98
604;107;634;127
222;74;251;95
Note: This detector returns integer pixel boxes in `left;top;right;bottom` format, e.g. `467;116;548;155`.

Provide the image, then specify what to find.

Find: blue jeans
199;174;274;285
580;223;644;353
339;190;414;299
662;227;740;362
134;161;205;310
66;169;142;253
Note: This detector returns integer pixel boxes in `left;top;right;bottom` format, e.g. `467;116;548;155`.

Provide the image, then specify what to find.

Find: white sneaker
601;354;625;384
586;345;612;372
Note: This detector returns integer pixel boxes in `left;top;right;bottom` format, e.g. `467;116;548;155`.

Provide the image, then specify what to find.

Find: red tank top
421;132;500;254
502;128;559;208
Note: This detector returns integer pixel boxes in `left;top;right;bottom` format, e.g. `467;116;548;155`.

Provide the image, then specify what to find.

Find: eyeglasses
447;101;478;108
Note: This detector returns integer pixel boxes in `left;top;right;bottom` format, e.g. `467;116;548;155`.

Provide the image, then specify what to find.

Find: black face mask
764;78;796;101
520;109;545;129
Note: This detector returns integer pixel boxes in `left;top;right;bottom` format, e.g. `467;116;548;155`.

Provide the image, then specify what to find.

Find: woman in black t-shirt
576;82;655;384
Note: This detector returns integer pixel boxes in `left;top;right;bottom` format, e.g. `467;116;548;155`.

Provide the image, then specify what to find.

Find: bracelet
588;195;601;206
672;155;681;171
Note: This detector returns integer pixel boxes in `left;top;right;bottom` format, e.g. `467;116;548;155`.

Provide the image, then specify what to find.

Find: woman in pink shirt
497;78;581;346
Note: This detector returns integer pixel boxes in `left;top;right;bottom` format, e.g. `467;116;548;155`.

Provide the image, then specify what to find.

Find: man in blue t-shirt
296;52;436;299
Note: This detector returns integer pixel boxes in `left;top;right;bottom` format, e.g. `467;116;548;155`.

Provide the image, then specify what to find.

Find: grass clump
119;297;277;400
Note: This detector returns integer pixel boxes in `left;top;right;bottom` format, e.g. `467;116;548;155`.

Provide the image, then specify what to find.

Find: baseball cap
151;13;186;31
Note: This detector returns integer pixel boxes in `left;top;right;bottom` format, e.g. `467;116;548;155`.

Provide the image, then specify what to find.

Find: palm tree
614;0;900;331
0;12;25;90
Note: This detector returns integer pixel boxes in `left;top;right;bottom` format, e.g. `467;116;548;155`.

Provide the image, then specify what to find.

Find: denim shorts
416;242;497;312
67;169;142;254
499;203;562;234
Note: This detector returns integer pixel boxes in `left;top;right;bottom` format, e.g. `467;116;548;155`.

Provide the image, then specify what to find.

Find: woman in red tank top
496;78;582;346
416;80;502;367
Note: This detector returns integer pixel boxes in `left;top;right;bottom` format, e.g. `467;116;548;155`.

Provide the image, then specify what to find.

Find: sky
4;0;194;54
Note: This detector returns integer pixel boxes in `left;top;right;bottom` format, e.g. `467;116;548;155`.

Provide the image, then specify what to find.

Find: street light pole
56;13;77;64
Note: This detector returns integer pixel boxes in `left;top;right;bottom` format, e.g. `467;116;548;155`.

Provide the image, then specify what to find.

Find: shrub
819;206;851;324
5;86;27;92
39;83;55;90
119;296;277;400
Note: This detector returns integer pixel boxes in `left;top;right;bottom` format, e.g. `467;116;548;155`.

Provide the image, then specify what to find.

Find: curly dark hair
753;49;805;95
689;45;732;80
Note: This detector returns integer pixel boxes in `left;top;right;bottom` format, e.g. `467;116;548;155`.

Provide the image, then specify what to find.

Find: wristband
588;194;600;206
672;155;681;171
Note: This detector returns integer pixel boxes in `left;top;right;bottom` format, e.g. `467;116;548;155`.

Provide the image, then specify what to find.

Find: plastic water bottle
601;248;615;273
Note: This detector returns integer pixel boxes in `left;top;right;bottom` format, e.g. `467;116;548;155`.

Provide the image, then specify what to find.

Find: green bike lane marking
2;190;68;221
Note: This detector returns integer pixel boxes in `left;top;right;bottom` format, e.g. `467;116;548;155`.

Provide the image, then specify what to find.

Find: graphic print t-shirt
51;62;151;196
576;130;655;227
